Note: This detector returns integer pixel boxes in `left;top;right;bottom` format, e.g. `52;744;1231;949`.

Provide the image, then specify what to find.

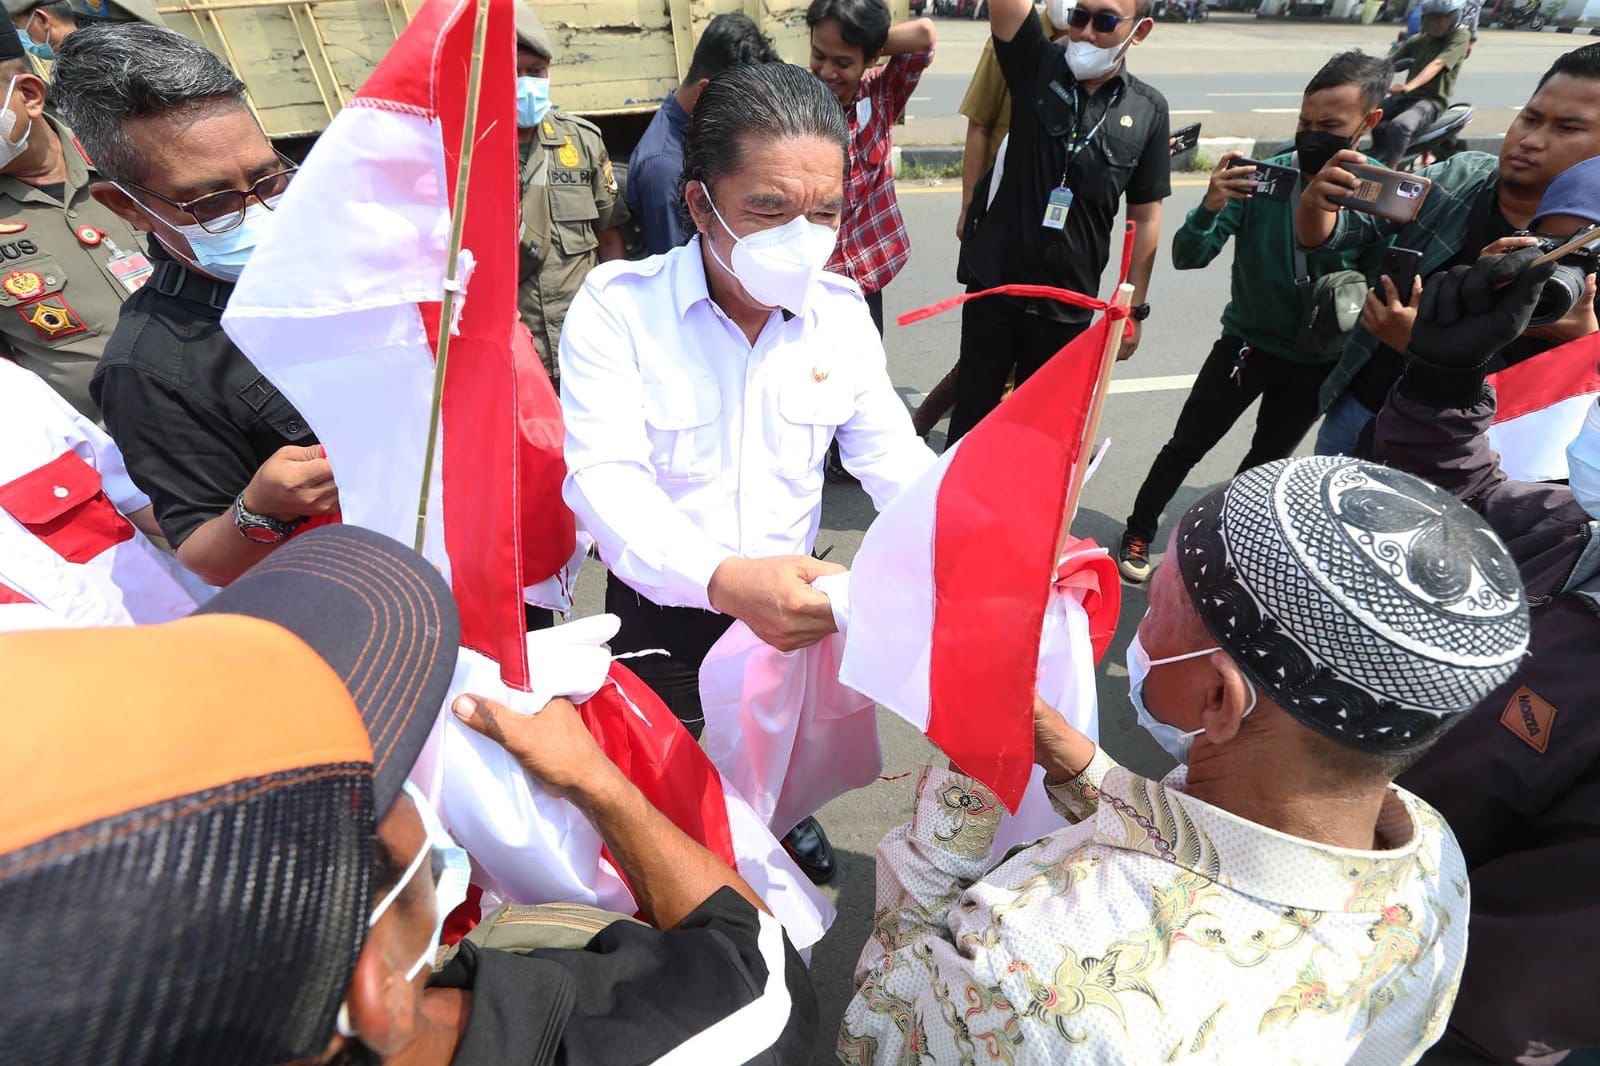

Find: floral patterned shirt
838;753;1469;1065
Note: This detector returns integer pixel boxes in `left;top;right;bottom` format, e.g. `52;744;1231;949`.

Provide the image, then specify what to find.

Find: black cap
197;524;460;814
0;27;28;62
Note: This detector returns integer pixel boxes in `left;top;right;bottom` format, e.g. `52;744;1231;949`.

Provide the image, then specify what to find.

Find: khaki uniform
519;109;628;380
0;115;151;418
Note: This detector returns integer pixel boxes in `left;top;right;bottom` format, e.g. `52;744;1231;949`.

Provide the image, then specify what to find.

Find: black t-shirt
90;244;317;546
433;888;818;1066
1350;181;1514;411
961;10;1170;322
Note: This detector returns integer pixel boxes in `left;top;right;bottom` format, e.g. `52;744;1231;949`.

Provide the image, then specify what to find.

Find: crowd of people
1;0;1597;1061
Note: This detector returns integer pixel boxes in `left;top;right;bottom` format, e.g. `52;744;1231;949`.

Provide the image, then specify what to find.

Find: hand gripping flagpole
415;0;492;553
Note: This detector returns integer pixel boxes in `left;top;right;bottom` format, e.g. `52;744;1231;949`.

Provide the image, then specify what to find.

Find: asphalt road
898;13;1583;146
566;175;1288;1061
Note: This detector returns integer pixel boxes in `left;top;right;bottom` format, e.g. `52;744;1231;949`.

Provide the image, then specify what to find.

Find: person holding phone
1115;51;1386;584
1297;42;1600;456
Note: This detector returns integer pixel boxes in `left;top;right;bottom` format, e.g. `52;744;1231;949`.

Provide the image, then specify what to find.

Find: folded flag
1487;332;1600;483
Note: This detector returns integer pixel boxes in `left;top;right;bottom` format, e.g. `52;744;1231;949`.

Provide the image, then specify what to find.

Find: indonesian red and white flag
1487;332;1600;483
829;276;1131;812
223;0;827;945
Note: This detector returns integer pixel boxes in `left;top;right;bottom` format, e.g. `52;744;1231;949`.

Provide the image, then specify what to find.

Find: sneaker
1118;529;1153;584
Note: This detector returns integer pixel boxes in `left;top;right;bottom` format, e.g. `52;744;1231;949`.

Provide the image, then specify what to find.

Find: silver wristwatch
232;493;302;544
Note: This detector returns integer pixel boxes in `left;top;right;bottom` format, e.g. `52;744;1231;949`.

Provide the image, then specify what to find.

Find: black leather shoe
782;815;836;885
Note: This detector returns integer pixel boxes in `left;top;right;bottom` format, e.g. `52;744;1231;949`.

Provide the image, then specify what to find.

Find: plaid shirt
828;49;933;295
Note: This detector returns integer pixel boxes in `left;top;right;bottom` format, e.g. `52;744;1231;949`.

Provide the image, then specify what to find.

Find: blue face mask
17;20;51;61
119;184;279;283
1567;398;1600;519
515;76;551;129
1126;625;1256;764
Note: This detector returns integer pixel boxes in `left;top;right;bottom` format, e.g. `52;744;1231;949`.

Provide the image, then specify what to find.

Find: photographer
1115;51;1388;583
1371;245;1600;1063
1296;43;1600;456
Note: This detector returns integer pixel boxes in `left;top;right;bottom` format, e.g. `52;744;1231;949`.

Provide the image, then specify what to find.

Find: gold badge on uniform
17;295;86;340
558;136;580;168
0;221;26;235
75;226;104;247
1120;115;1134;128
603;159;618;196
542;119;555;137
1;269;43;300
811;367;829;383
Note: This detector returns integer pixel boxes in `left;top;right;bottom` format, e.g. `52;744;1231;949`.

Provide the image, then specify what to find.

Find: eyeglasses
119;151;299;234
1067;6;1137;32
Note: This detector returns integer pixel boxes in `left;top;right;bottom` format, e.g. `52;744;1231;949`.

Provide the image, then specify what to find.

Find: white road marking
1169;108;1214;115
1251;107;1303;114
1206;90;1302;97
1108;373;1198;394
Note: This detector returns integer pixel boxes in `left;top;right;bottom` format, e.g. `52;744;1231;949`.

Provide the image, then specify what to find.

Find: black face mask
1295;128;1359;178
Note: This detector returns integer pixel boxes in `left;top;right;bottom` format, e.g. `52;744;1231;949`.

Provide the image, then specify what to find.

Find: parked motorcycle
1496;0;1546;29
1155;0;1209;20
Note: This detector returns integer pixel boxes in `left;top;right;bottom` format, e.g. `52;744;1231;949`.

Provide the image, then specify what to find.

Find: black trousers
1125;334;1333;542
865;288;885;336
948;297;1089;444
605;576;734;739
1371;95;1440;165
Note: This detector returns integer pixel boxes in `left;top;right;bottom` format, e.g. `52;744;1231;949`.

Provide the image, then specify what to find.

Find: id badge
1042;186;1074;231
107;252;153;293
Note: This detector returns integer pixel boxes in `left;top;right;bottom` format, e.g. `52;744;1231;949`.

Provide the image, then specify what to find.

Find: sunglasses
1067;6;1138;32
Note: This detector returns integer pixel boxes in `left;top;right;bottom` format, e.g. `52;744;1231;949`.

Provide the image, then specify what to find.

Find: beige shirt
518;109;629;381
840;753;1469;1064
0;115;152;419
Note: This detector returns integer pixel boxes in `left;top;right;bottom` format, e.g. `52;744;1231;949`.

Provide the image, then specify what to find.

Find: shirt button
286;419;304;434
53;485;68;498
66;209;78;218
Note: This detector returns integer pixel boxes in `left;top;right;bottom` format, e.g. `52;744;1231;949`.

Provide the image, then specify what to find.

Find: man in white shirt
0;356;195;628
560;61;934;883
840;455;1531;1064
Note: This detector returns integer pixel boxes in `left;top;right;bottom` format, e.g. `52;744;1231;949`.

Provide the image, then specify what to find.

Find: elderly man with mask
52;24;336;588
1370;240;1600;1062
559;61;935;884
838;453;1531;1063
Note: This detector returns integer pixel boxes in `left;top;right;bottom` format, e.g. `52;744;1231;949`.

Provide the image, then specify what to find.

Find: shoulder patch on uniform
1500;686;1557;754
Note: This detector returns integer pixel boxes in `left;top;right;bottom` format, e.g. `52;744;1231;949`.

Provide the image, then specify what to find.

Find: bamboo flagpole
1060;281;1135;540
414;0;492;553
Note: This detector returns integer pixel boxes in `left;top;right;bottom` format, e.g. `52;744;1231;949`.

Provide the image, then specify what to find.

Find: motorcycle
1382;57;1475;172
1496;0;1546;29
1155;0;1209;20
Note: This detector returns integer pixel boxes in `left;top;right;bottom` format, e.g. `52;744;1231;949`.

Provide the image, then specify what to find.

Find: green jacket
1313;150;1501;411
1172;151;1385;363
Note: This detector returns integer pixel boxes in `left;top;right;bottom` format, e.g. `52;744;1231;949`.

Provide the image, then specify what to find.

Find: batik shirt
838;751;1469;1065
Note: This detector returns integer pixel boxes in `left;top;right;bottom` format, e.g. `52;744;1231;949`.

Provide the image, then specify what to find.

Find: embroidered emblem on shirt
17;295;86;339
1499;685;1556;753
0;221;27;235
541;119;555;137
602;158;617;195
2;269;44;299
558;137;580;167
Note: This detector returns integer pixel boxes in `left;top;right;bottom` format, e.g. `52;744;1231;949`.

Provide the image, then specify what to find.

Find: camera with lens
1524;231;1600;328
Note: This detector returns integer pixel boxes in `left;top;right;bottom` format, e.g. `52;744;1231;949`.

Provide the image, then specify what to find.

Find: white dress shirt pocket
642;373;722;483
776;378;853;480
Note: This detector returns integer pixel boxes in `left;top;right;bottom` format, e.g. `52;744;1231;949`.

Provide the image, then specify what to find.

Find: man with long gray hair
52;23;339;587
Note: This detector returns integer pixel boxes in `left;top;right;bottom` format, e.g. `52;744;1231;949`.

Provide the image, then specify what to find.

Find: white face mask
1567;397;1600;519
1064;30;1138;83
335;781;471;1039
1045;0;1076;28
698;182;838;316
0;75;33;170
1126;623;1256;764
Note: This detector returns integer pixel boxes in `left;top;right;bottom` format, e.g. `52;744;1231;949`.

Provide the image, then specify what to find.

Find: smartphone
1381;246;1421;303
1330;162;1432;224
1170;122;1201;155
1233;157;1299;202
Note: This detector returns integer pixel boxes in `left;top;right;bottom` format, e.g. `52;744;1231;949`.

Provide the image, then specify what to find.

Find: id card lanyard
1043;83;1122;231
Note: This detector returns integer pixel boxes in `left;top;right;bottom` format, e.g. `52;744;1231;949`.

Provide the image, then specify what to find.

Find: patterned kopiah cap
1174;456;1530;753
